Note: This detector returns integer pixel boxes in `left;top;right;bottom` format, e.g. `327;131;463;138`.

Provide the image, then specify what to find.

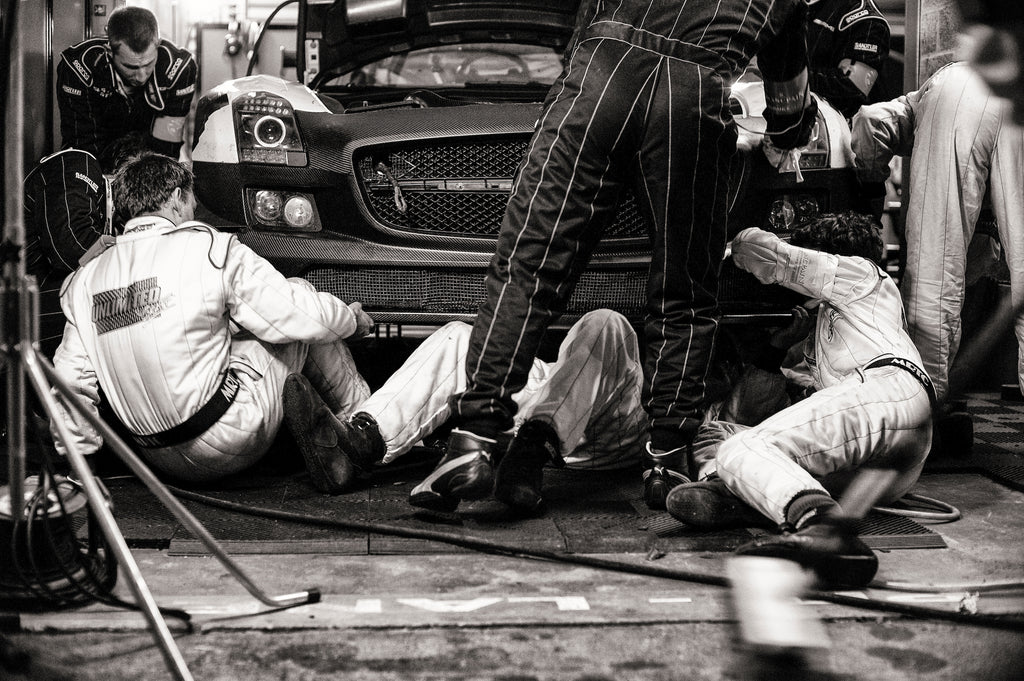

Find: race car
192;0;857;326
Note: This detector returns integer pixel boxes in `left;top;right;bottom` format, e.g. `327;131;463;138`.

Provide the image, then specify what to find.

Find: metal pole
39;356;320;610
4;0;28;537
21;344;196;681
4;2;192;679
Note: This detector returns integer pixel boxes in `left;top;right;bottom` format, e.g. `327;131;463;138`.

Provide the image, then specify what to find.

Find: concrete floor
2;394;1024;681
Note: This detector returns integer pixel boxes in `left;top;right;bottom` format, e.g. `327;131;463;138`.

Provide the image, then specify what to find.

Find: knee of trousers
713;431;762;486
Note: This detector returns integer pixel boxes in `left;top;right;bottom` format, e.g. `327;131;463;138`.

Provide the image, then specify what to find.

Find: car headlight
247;189;321;231
233;91;307;166
797;114;829;170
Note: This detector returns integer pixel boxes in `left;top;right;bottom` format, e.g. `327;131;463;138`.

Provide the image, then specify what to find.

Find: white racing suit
851;61;1024;403
695;228;933;525
359;309;646;470
53;216;370;481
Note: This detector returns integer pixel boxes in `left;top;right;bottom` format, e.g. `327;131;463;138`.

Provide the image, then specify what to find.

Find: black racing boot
734;515;879;590
335;412;386;474
283;374;382;494
642;442;692;510
494;420;565;514
931;409;973;459
666;477;774;529
409;429;498;512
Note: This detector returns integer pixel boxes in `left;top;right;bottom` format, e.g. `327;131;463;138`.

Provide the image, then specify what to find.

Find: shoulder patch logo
825;307;841;343
75;172;99;193
71;58;91;83
854;42;879;53
166;57;184;82
839;2;887;32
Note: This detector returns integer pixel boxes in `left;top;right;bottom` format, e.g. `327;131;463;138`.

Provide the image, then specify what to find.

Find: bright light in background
179;0;237;22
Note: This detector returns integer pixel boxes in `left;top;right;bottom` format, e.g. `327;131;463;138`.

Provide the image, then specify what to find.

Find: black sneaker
409;429;497;511
666;478;773;529
734;516;879;590
283;374;361;494
642;443;691;510
494;420;564;513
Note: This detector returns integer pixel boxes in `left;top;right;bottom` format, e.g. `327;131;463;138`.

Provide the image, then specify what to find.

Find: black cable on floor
165;485;1024;632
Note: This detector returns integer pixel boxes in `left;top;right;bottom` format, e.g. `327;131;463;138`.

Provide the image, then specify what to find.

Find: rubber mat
91;388;1024;556
925;392;1024;492
92;456;947;556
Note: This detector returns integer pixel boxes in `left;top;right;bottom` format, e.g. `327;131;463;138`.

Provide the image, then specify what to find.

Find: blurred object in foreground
956;0;1024;124
727;555;831;680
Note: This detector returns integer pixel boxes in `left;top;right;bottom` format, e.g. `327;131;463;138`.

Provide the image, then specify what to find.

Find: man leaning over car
56;6;198;173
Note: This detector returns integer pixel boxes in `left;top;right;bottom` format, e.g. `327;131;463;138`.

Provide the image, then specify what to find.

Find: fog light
794;195;819;221
284;196;314;228
768;198;795;231
253;190;283;222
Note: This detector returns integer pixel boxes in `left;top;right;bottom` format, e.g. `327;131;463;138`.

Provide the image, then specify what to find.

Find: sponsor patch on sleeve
854;42;879;54
62;84;83;97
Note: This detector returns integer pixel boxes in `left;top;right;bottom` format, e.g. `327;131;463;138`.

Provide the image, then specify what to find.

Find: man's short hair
106;6;160;55
789;211;885;266
112;153;193;221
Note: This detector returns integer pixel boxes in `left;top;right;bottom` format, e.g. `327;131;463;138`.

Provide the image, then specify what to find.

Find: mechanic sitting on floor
49;153;375;483
667;211;934;589
282;308;647;514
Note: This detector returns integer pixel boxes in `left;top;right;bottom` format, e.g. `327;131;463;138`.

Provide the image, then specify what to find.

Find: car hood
300;0;581;86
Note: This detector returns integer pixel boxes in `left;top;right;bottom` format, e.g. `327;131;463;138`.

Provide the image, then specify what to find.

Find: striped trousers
454;35;737;448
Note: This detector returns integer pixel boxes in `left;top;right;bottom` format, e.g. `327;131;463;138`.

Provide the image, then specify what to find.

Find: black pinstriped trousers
454;36;737;448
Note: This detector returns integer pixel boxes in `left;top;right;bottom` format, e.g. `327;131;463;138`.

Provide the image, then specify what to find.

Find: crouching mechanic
50;154;374;482
281;309;646;513
667;212;934;589
57;6;197;172
23;149;111;360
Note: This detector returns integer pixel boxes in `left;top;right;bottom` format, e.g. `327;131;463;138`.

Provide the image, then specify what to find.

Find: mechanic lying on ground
50;153;375;483
282;308;647;514
667;211;935;589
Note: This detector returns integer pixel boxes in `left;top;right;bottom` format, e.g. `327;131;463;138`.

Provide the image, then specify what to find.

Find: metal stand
2;7;318;681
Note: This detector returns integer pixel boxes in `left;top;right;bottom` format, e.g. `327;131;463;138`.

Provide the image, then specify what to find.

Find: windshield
327;43;565;88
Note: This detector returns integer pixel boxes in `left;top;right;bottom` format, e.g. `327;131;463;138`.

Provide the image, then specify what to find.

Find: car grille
303;263;800;321
306;267;649;316
356;140;648;240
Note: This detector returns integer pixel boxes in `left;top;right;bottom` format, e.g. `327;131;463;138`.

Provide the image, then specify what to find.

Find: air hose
872;493;962;522
164;484;1024;632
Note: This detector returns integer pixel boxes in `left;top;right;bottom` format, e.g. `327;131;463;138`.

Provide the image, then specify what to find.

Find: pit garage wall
19;0;126;169
906;0;963;89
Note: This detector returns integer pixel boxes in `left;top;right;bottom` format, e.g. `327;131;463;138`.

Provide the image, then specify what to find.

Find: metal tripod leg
17;332;195;681
31;351;322;609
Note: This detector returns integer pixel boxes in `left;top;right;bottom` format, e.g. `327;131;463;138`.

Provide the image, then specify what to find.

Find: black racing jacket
57;38;198;171
23;149;108;355
807;0;891;118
